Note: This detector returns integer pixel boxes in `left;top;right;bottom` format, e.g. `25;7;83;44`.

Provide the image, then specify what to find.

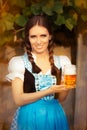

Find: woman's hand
49;84;75;102
51;85;66;93
50;84;74;93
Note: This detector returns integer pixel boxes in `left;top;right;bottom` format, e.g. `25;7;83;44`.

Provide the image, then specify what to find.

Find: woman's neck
32;51;49;58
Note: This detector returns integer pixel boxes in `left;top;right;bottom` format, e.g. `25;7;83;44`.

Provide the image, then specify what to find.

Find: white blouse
6;56;25;81
6;53;71;82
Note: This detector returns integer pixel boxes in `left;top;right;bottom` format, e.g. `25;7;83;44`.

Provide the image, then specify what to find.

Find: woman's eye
41;34;47;37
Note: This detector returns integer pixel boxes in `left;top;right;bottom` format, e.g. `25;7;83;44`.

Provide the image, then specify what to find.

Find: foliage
0;0;87;46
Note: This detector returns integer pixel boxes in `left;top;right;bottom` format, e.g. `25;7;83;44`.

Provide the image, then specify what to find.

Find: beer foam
64;65;76;75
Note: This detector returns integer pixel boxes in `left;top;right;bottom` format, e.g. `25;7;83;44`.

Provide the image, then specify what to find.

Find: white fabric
59;55;71;69
6;54;71;82
6;56;25;81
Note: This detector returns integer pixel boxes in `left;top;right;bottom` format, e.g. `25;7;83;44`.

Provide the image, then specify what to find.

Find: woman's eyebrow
30;35;36;37
40;34;47;36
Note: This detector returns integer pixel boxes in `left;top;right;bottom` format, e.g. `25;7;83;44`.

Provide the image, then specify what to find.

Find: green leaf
15;14;28;27
54;15;65;25
23;7;32;16
53;1;63;14
65;18;74;30
42;6;53;16
5;21;14;31
81;14;87;22
1;12;14;31
30;3;42;15
72;12;78;22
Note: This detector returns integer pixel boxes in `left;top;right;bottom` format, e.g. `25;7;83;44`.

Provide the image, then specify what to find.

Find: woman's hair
24;15;61;84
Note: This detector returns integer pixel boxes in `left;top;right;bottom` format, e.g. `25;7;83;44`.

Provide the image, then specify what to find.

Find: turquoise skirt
11;99;69;130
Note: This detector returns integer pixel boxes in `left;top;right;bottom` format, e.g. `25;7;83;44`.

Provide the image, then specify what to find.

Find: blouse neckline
32;52;51;75
23;53;51;75
23;52;61;75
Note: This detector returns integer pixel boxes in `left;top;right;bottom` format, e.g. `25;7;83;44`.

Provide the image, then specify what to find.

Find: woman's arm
12;78;71;106
58;90;69;102
12;77;53;106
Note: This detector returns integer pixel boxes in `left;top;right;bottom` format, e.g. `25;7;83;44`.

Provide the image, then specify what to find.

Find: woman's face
29;25;51;54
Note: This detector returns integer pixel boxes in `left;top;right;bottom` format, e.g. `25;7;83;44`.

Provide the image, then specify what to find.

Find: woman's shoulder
9;55;23;63
54;55;71;68
8;55;25;72
59;55;71;64
54;55;70;62
6;55;25;81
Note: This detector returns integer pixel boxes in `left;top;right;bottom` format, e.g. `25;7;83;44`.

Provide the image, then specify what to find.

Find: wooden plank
74;34;87;130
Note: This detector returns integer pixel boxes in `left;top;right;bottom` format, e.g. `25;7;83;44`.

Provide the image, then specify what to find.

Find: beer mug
64;64;76;88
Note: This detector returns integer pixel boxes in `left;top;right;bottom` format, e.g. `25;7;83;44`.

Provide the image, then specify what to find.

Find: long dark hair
24;15;61;85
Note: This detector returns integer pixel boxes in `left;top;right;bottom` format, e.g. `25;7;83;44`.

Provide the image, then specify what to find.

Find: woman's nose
37;37;41;44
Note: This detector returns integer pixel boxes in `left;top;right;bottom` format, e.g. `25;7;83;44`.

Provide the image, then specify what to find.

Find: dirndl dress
6;53;70;130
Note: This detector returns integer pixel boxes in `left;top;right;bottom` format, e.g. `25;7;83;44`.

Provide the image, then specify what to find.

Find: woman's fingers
51;84;75;93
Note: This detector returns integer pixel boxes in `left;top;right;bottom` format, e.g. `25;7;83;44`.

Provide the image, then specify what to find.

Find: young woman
6;15;71;130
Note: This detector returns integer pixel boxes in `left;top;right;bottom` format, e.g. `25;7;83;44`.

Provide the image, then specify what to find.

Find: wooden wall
0;63;17;130
74;34;87;130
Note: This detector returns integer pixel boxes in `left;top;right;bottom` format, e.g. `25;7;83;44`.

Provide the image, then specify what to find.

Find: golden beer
64;64;76;88
64;74;76;87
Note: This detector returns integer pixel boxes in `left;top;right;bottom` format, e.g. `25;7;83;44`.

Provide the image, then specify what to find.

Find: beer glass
64;64;76;88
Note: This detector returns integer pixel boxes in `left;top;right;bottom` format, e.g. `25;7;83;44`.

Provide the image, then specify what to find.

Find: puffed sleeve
59;55;71;68
6;56;25;81
54;55;71;69
59;56;71;80
54;56;71;73
54;55;71;81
